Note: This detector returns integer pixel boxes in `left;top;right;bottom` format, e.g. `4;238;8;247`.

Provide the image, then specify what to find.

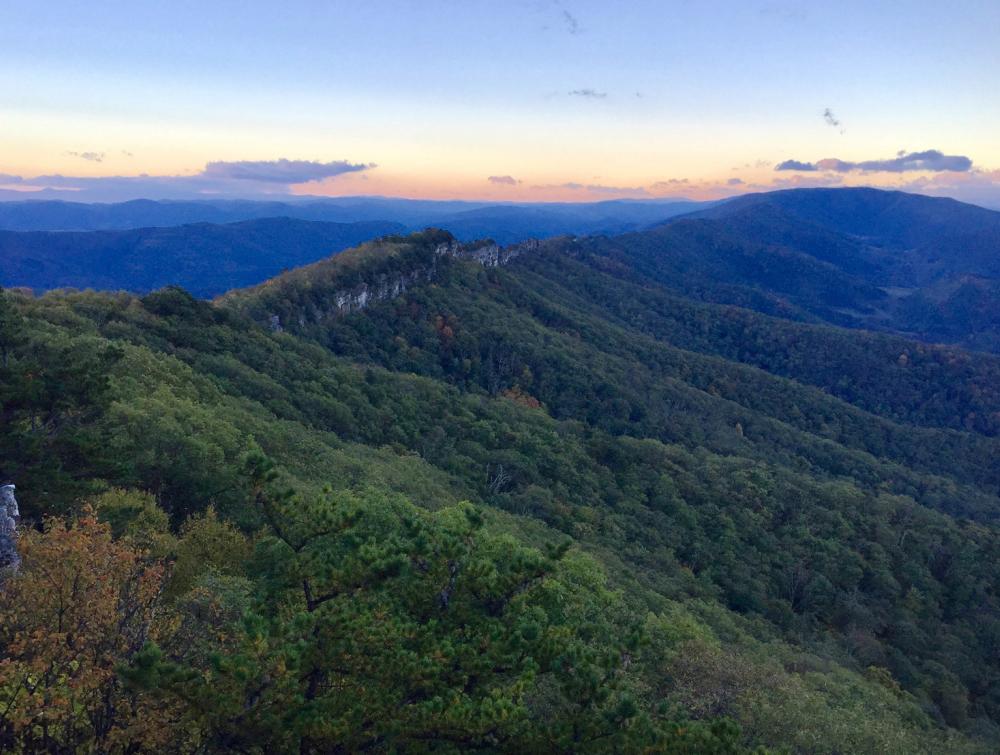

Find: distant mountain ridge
592;188;1000;351
682;187;1000;284
0;196;707;242
0;217;406;297
4;187;1000;351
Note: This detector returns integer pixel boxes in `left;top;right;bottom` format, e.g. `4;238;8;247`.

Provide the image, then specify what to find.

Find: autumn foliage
0;509;169;752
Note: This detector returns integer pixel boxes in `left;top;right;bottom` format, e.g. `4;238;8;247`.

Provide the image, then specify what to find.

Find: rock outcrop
433;238;539;267
0;484;20;577
266;238;540;332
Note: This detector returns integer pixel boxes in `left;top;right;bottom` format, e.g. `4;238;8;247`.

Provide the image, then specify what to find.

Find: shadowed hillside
0;217;406;297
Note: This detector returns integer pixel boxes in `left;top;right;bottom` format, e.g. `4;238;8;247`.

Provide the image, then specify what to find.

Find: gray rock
0;484;20;576
267;238;541;329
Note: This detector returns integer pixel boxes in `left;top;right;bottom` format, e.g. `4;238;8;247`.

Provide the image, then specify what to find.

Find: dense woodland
3;214;1000;752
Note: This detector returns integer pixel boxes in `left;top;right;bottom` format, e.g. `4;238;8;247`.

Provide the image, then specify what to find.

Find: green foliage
0;290;123;513
92;486;173;555
132;483;743;752
8;230;1000;751
166;506;251;598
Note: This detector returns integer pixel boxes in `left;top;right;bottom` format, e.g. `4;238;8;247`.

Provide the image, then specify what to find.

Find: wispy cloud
0;158;376;202
897;168;1000;209
759;2;808;22
650;179;689;190
823;108;845;134
768;173;844;189
531;181;649;197
561;9;580;34
202;159;371;183
487;175;519;186
66;151;106;163
774;159;818;172
776;150;973;173
568;88;607;99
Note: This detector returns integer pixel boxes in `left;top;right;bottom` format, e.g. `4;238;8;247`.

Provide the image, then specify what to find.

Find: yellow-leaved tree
0;508;174;752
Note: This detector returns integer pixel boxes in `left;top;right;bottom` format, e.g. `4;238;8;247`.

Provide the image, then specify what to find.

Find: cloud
769;173;844;189
650;179;689;190
775;150;973;174
841;151;972;172
585;184;649;196
759;3;808;22
201;158;371;183
896;168;1000;210
568;88;607;99
561;9;580;34
775;159;818;172
823;108;845;134
121;150;134;158
487;175;519;186
0;157;376;202
727;178;745;186
531;181;649;197
66;151;106;163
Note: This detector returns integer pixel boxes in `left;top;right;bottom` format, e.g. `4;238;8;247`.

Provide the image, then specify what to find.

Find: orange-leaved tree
0;508;173;752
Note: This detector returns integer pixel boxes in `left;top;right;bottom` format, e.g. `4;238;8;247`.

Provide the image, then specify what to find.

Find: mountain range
0;195;705;240
4;187;999;351
3;187;1000;751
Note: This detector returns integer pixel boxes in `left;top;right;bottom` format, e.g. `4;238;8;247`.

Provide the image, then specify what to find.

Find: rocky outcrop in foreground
0;484;20;578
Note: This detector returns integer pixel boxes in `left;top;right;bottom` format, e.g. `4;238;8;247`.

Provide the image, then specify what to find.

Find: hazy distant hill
0;217;405;296
0;196;706;241
684;187;1000;284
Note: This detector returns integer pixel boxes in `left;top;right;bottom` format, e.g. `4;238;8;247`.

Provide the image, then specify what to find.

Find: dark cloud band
0;158;375;202
776;150;973;174
202;159;372;183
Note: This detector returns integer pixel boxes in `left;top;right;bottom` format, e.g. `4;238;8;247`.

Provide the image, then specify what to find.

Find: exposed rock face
266;238;540;332
434;238;539;267
0;484;20;576
329;267;435;316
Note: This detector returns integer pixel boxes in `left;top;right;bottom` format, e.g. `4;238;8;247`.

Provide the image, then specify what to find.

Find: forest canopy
2;219;1000;752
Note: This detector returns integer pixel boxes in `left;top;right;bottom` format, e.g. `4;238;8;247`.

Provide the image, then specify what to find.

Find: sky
1;0;999;207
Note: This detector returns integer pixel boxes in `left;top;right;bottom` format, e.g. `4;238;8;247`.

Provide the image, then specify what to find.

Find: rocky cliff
267;237;540;332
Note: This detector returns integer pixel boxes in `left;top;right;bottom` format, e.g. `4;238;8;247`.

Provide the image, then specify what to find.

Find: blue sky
2;1;999;205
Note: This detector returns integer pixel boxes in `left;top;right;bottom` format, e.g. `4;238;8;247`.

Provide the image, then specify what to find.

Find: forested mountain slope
230;230;1000;745
3;221;1000;751
689;188;1000;272
7;187;999;353
632;188;1000;351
